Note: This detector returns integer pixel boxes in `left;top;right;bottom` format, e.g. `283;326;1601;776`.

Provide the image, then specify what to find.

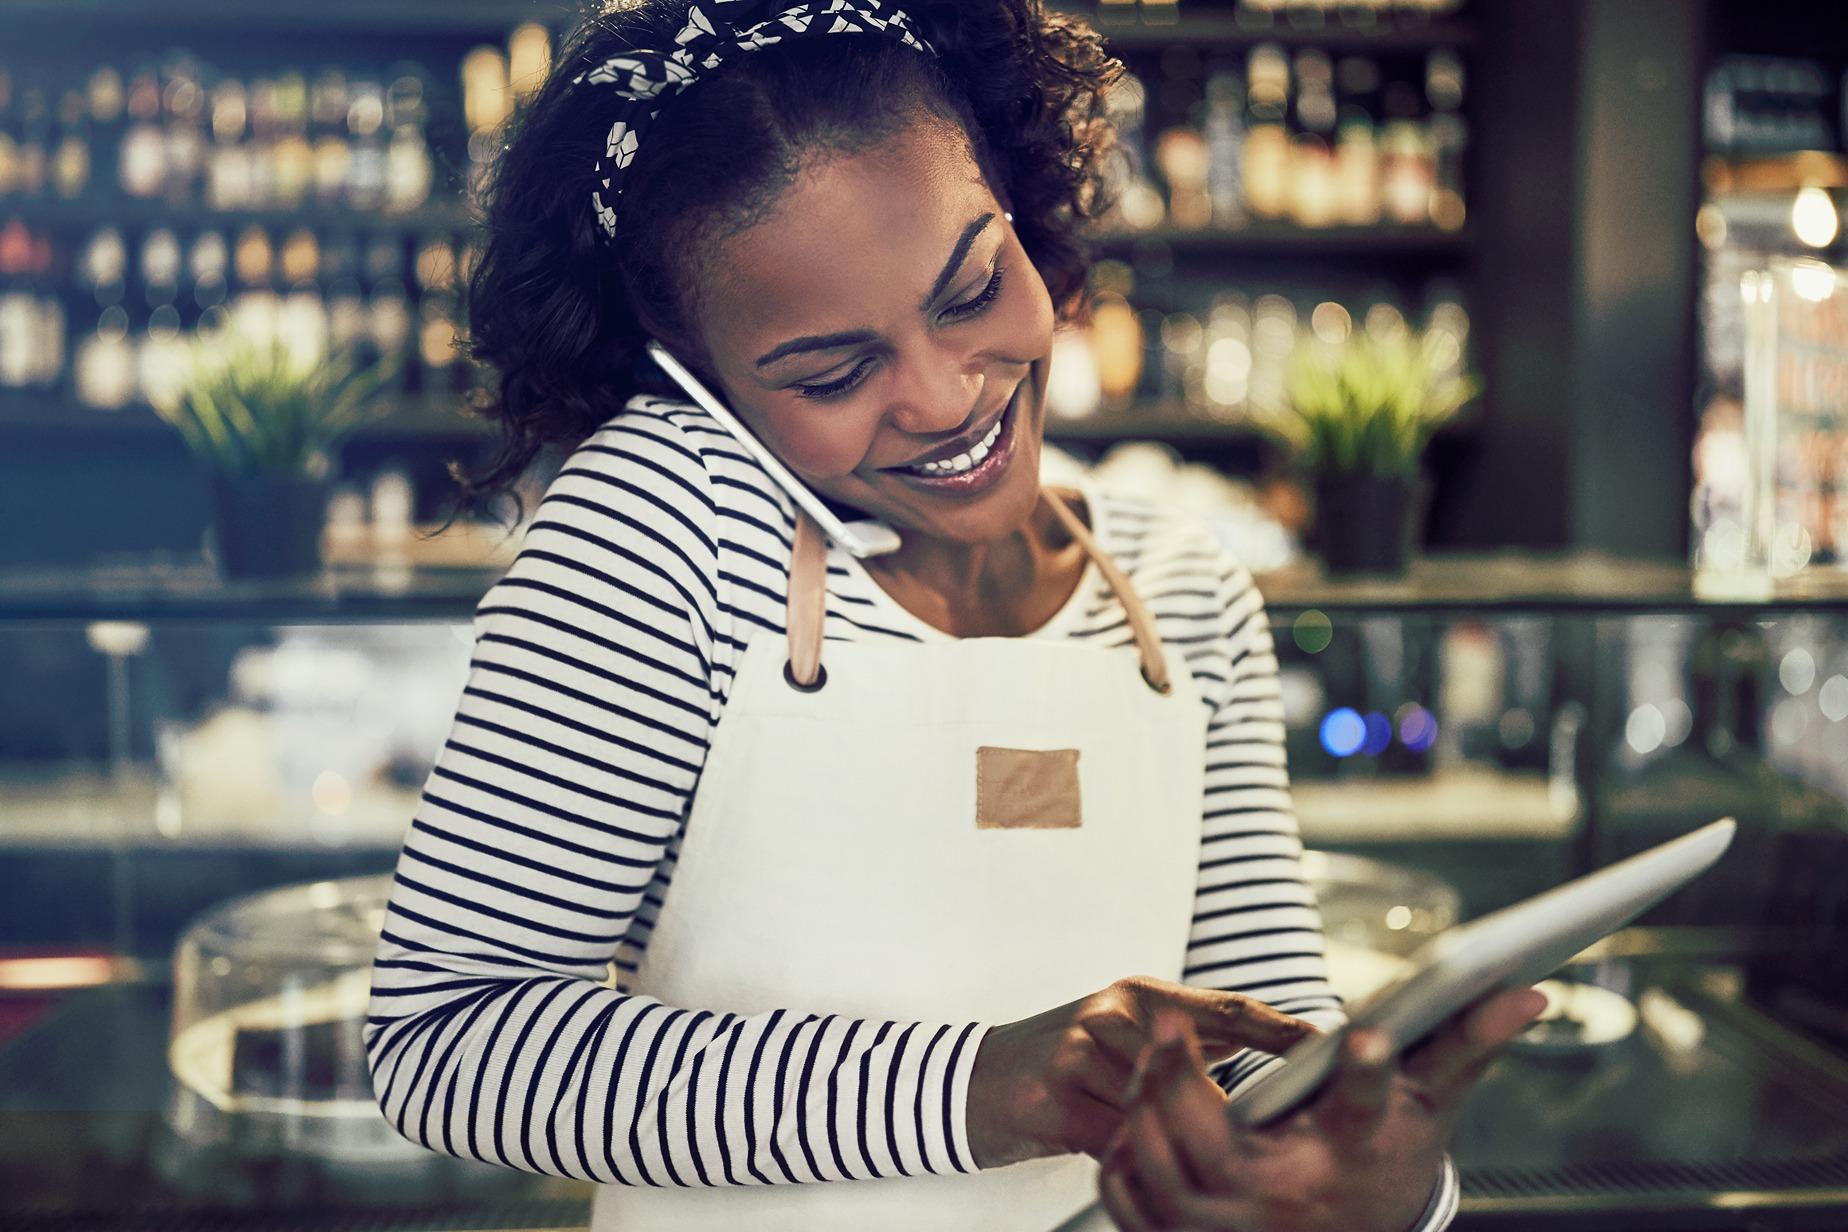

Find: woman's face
689;114;1057;545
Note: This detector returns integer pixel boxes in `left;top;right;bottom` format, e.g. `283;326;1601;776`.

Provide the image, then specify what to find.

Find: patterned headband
574;0;937;241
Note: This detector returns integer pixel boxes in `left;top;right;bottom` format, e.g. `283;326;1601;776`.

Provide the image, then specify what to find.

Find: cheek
758;404;882;481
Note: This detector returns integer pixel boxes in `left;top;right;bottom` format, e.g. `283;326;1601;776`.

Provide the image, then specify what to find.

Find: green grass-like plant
149;330;392;479
1263;326;1478;478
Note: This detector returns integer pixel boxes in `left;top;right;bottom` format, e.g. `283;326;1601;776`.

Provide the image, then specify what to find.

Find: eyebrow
752;211;997;369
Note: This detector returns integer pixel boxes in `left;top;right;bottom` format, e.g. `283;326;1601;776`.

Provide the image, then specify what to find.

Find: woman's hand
966;976;1317;1168
1098;987;1547;1232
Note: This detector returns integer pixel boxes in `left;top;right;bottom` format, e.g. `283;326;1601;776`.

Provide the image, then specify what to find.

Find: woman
365;3;1541;1229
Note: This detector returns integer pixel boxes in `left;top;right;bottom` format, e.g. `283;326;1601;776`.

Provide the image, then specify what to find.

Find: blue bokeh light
1319;707;1366;758
1398;704;1439;753
1361;712;1394;757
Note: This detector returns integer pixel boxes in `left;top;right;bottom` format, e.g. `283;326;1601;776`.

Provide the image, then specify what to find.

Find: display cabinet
3;553;1848;1228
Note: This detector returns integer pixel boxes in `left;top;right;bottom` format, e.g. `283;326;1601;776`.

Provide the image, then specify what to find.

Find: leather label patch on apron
975;746;1082;829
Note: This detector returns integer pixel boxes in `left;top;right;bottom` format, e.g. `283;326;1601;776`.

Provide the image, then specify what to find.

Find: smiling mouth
876;383;1024;496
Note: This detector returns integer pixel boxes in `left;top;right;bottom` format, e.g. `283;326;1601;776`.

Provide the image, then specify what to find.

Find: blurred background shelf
0;198;474;236
1072;10;1476;51
4;0;582;35
1089;222;1472;257
0;395;494;439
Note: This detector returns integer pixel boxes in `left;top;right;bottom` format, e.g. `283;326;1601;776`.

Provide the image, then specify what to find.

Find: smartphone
645;340;902;559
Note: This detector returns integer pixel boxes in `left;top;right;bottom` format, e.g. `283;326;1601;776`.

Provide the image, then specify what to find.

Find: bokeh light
1396;703;1438;753
1625;704;1666;756
1360;712;1393;757
1293;609;1334;654
1319;707;1366;758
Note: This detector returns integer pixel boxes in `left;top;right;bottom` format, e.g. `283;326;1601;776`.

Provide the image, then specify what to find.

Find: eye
794;356;876;400
941;264;1005;324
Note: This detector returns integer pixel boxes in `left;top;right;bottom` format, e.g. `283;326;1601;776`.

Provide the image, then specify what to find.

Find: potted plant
1261;325;1478;576
150;330;389;578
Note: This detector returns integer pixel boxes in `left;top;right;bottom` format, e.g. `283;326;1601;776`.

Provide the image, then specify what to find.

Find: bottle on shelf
1425;49;1467;231
207;75;251;211
383;68;435;213
0;70;19;199
269;71;313;209
1090;260;1144;414
346;78;388;212
138;228;189;406
16;78;52;199
85;68;125;203
1289;50;1339;228
52;88;92;200
119;65;166;200
1379;80;1434;225
161;58;207;206
1333;56;1383;226
1203;62;1246;227
1242;44;1291;221
310;68;353;209
72;227;134;411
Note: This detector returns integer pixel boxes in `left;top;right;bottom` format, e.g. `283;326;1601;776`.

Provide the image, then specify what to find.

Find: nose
883;352;982;437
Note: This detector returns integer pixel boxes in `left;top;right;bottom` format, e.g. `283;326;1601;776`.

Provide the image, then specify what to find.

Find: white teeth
903;415;1006;478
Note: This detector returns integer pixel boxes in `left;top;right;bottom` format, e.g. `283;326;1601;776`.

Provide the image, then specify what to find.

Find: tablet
1227;817;1736;1128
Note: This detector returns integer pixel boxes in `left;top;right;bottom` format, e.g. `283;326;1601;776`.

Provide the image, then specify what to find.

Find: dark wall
1434;0;1705;557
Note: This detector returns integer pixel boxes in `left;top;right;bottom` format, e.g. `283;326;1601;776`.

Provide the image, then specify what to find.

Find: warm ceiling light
1791;186;1839;249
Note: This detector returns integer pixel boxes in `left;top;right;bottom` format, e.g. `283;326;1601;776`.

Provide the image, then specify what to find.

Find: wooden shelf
1090;222;1471;258
0;394;492;440
0;197;474;236
4;0;578;34
1703;151;1848;196
1072;9;1476;51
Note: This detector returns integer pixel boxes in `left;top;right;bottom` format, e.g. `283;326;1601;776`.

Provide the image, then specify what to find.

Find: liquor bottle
326;234;368;353
52;89;92;200
310;69;352;208
0;71;18;198
16;79;51;198
278;227;329;362
1379;81;1432;225
1333;56;1382;225
507;23;553;116
270;72;313;208
1289;50;1338;228
86;68;125;198
1154;126;1211;230
1242;44;1290;220
162;58;207;205
414;235;462;393
1425;50;1467;231
347;79;387;212
0;219;37;388
1100;72;1164;230
245;77;277;208
74;299;136;410
230;224;280;342
119;65;166;199
384;69;435;212
207;76;251;210
1203;63;1246;226
188;229;229;328
1089;260;1142;414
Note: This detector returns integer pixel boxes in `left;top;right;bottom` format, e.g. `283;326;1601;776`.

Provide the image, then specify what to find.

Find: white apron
591;466;1207;1231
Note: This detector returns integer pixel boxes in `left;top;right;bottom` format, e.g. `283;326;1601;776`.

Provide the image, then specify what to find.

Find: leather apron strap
784;487;1172;695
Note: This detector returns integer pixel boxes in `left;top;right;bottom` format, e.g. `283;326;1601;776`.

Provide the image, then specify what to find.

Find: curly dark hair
451;0;1122;522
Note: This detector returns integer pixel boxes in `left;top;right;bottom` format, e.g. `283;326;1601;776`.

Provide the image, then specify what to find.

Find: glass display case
3;556;1848;1229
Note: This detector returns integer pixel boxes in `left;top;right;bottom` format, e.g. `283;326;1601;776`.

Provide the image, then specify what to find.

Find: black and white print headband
575;0;937;241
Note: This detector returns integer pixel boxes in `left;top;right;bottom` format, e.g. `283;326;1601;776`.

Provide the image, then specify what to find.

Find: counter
3;959;1847;1231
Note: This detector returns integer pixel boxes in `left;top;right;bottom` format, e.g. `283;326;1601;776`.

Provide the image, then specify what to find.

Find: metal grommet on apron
596;407;1207;1232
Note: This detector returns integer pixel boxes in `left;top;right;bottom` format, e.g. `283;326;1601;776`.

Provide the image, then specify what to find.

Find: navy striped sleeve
366;405;989;1187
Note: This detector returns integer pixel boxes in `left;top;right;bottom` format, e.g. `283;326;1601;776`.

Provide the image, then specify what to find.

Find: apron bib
592;486;1206;1231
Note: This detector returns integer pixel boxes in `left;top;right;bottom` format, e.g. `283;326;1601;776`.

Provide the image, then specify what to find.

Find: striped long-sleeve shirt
365;393;1456;1227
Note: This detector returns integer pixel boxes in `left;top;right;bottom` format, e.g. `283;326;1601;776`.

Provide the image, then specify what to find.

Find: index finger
1142;982;1319;1057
